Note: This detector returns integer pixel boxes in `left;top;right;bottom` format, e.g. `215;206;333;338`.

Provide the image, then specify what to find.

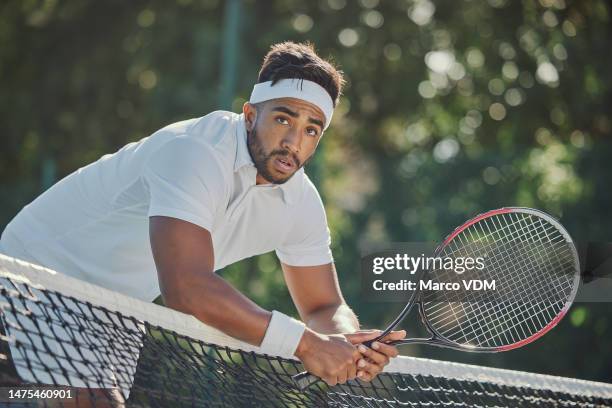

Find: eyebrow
271;106;324;130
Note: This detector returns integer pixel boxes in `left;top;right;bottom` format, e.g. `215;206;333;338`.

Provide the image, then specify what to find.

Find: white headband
249;79;334;129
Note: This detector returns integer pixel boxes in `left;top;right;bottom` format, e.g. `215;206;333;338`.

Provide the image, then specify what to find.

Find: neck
256;173;271;185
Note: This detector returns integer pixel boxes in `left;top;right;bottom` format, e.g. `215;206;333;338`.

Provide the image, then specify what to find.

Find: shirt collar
234;113;304;205
234;113;255;171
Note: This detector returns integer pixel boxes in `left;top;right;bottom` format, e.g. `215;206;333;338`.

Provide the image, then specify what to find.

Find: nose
281;127;301;154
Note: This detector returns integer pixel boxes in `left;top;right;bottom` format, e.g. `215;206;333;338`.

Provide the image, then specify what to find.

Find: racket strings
442;215;571;345
445;298;563;348
427;213;566;305
446;214;571;305
450;222;572;346
421;211;578;349
427;278;546;345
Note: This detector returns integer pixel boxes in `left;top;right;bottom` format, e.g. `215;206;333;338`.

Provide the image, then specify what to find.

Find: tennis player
0;41;405;403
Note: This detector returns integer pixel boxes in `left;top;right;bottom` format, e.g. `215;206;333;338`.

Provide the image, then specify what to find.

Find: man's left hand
344;329;406;382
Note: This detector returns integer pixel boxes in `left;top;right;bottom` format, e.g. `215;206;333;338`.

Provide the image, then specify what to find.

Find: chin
268;169;294;185
273;175;293;185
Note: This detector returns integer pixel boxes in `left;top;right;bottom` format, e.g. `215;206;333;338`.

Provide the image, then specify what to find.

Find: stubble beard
246;127;304;185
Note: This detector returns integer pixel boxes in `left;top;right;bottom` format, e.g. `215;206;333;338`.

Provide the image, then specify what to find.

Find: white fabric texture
0;111;333;302
259;311;306;359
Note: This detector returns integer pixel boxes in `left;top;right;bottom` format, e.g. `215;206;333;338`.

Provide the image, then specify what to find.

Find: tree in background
0;0;610;382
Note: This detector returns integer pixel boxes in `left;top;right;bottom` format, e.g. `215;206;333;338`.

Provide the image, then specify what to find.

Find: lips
274;156;295;173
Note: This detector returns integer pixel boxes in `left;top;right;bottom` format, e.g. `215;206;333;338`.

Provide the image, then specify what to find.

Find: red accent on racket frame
496;307;570;351
441;208;514;247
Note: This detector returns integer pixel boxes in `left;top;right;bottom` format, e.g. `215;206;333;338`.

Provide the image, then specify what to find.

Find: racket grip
292;338;385;390
293;371;319;390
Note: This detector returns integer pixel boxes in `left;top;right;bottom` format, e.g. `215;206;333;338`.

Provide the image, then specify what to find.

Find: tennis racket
294;207;581;389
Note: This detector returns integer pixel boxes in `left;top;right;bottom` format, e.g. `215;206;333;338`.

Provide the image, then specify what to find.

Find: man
0;41;404;402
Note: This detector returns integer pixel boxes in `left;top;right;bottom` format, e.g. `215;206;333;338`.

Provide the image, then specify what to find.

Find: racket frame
294;207;580;389
381;207;580;351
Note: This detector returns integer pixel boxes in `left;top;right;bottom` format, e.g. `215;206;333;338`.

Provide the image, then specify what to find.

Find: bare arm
282;261;406;382
281;262;359;334
149;216;271;345
150;216;367;385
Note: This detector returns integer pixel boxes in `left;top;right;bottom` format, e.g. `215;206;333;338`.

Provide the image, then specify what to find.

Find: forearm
160;272;271;346
305;303;359;334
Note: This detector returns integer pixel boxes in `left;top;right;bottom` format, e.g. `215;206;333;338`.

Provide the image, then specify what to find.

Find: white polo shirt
0;111;333;301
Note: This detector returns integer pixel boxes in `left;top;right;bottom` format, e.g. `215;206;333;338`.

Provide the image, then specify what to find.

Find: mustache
270;149;300;168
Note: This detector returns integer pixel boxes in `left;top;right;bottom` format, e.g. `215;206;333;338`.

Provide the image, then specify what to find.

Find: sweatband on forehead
249;79;334;130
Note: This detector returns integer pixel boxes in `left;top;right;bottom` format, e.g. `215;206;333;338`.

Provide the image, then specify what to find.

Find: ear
243;102;258;132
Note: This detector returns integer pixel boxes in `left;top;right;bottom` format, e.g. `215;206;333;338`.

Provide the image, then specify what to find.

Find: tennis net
0;254;610;407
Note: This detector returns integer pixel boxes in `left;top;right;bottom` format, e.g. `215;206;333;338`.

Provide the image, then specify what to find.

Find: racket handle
292;338;389;390
293;371;319;389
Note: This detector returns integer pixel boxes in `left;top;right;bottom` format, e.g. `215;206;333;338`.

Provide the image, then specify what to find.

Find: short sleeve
143;135;225;231
275;182;333;267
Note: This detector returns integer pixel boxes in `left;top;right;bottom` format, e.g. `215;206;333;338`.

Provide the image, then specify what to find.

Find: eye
276;116;289;125
306;127;319;137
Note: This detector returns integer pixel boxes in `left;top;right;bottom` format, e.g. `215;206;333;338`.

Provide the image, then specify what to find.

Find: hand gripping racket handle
292;337;466;389
292;301;418;391
293;338;379;390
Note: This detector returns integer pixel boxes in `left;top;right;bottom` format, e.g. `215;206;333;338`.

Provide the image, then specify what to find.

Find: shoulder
162;110;239;148
150;110;242;173
144;112;244;190
291;172;326;215
182;110;242;147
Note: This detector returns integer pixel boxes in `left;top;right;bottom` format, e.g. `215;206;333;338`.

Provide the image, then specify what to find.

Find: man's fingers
361;361;383;381
358;357;385;373
358;344;389;365
359;341;399;360
324;376;338;386
353;335;404;384
371;341;399;358
357;357;370;371
345;330;383;344
338;367;350;385
358;354;386;379
346;329;406;345
381;329;406;342
357;370;373;382
347;359;358;381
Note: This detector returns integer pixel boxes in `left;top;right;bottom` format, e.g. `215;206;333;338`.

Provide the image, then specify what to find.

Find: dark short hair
257;41;345;107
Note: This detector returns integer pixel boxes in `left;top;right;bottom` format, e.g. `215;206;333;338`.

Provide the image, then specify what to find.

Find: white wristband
259;311;306;359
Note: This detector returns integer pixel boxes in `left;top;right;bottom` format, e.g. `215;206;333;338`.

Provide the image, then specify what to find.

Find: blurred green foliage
1;0;611;382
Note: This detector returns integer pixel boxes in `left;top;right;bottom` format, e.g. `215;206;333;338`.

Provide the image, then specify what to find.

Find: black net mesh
0;256;610;408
